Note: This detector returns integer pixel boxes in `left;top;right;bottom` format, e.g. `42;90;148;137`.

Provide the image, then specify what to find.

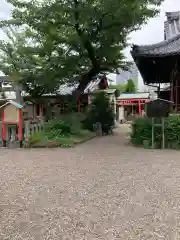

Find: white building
115;63;139;89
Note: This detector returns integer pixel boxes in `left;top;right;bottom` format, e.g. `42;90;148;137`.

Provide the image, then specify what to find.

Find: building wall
116;63;139;88
24;103;35;119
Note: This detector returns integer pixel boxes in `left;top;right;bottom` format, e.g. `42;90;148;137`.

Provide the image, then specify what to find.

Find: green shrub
27;132;44;146
28;138;74;148
131;116;180;149
25;112;95;148
31;140;62;148
83;92;114;134
60;112;85;135
44;119;71;136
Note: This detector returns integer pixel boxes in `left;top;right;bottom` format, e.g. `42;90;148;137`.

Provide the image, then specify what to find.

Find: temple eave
131;51;180;58
131;33;180;59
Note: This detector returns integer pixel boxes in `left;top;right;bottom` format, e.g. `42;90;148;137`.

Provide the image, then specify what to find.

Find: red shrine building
116;92;150;122
0;76;112;120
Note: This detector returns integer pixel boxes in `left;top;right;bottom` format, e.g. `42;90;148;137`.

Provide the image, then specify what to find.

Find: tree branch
73;0;98;67
74;66;100;95
92;11;112;36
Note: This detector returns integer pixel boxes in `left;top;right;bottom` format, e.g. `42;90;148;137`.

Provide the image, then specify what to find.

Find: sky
125;0;180;59
1;0;180;83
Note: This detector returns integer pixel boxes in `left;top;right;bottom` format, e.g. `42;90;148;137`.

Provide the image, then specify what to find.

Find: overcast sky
125;0;180;59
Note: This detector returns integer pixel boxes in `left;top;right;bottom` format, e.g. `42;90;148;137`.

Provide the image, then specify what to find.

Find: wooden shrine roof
131;33;180;58
117;92;150;100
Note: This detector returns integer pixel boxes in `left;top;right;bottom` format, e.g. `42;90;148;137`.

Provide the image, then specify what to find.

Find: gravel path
1;125;180;239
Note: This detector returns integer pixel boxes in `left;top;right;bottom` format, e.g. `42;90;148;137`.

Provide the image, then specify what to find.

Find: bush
83;92;114;134
60;112;85;135
24;132;44;148
27;138;74;148
131;115;180;149
25;112;95;148
44;113;90;139
44;119;71;137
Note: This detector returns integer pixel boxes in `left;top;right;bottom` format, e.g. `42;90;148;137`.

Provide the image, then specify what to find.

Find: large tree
125;79;136;93
0;27;61;100
0;0;163;96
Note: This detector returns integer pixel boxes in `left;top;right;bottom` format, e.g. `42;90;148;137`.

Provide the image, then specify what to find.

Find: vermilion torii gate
117;93;150;115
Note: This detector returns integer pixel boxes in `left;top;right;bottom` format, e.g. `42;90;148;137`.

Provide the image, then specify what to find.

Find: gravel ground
1;125;180;239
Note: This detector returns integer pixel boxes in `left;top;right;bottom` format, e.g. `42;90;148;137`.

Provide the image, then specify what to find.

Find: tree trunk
15;84;23;105
74;67;100;97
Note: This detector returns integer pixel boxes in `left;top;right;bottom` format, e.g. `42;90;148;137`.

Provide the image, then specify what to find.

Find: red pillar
18;109;23;147
2;110;6;147
138;100;141;115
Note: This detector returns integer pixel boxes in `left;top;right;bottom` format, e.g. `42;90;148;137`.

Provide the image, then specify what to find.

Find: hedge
131;115;180;149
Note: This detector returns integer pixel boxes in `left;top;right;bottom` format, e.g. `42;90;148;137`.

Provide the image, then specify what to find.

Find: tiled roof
56;79;101;95
0;75;115;98
0;77;102;98
117;92;150;100
131;33;180;57
0;76;10;83
131;11;180;58
0;100;23;109
93;89;116;94
130;11;180;85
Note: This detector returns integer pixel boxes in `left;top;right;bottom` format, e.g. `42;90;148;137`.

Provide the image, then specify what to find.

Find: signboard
146;98;172;118
145;98;173;149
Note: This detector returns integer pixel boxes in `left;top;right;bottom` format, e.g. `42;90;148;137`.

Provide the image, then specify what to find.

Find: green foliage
109;84;125;92
44;113;87;138
76;129;95;138
109;84;125;98
0;27;60;98
125;79;136;93
27;132;44;146
84;92;114;134
131;116;180;149
26;113;95;148
25;132;72;148
44;119;71;138
60;112;85;135
28;137;74;148
165;116;180;148
109;79;136;97
0;0;163;95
